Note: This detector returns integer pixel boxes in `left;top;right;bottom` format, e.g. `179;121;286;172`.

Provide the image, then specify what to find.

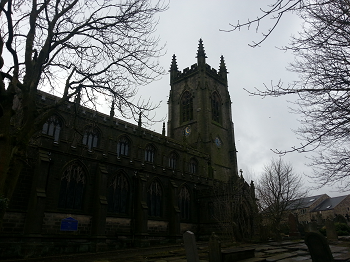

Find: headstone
304;232;334;262
183;231;199;262
334;214;347;224
288;213;300;237
259;225;269;242
60;217;78;231
306;221;318;233
326;218;338;241
298;223;305;237
209;232;221;262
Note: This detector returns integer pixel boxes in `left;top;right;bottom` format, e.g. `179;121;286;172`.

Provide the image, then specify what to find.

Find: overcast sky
121;0;348;197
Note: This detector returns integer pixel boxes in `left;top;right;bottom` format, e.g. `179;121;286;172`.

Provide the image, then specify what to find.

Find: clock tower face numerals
215;137;221;147
184;126;191;136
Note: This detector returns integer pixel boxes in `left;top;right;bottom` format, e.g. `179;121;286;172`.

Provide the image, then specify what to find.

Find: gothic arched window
145;144;155;163
179;186;190;220
189;158;198;174
42;115;61;142
117;136;130;156
148;180;162;217
181;91;193;123
211;92;221;123
82;126;99;150
58;163;86;210
107;173;129;213
168;152;178;170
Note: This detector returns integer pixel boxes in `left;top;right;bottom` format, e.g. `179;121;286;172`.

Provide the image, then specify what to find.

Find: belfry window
145;144;155;163
117;136;130;156
42;115;61;142
211;92;221;123
189;158;198;174
107;173;129;213
82;126;99;150
179;186;190;220
168;152;177;170
58;163;85;210
148;180;162;217
181;91;193;122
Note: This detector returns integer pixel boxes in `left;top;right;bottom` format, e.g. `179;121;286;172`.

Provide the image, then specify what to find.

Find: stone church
0;40;257;258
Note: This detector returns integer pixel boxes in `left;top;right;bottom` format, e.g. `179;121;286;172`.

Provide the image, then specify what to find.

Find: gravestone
183;231;199;262
259;225;269;242
288;213;300;237
305;232;334;262
334;214;347;224
209;232;221;262
306;221;318;233
326;218;338;241
298;223;305;237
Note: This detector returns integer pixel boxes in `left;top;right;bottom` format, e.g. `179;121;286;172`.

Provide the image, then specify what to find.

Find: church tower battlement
167;39;238;181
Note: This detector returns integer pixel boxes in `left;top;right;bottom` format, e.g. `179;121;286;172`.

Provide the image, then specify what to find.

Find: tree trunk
0;98;26;229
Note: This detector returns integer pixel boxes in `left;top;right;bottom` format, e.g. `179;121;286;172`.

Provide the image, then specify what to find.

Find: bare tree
0;0;167;223
228;1;350;189
256;158;305;240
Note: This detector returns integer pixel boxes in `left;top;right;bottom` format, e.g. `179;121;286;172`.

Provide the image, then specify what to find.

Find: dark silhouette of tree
257;158;305;240
229;1;350;189
0;0;167;223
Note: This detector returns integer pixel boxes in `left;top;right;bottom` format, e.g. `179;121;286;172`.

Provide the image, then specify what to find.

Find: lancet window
58;163;86;210
117;136;130;156
148;180;162;217
82;126;99;150
181;91;193;122
189;158;198;174
107;173;129;214
145;144;155;163
179;186;190;220
211;91;221;123
168;152;178;170
42;115;61;142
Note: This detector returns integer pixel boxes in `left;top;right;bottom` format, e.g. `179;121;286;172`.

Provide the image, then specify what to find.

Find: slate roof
287;194;328;210
312;195;348;212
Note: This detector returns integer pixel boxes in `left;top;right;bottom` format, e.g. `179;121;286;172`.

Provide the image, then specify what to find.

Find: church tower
168;39;239;181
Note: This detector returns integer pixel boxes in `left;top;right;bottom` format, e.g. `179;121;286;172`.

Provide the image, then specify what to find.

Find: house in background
288;194;350;224
289;194;329;224
310;195;350;222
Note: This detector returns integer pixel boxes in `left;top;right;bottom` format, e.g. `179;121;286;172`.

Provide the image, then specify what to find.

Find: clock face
215;137;221;147
184;126;191;136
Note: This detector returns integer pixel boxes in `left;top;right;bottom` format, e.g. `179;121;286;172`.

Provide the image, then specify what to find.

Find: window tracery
168;152;178;170
42;115;61;142
117;136;130;156
107;173;129;213
179;186;190;220
181;91;193;122
82;126;99;150
211;92;221;123
145;144;155;163
189;158;198;174
148;180;162;217
58;163;85;210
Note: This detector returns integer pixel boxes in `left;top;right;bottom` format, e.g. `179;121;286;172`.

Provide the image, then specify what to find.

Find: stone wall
105;217;130;236
42;213;92;235
1;212;26;234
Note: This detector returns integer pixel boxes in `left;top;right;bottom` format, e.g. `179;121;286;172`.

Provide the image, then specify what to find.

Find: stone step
221;247;255;262
238;257;267;262
334;253;350;262
265;252;299;262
